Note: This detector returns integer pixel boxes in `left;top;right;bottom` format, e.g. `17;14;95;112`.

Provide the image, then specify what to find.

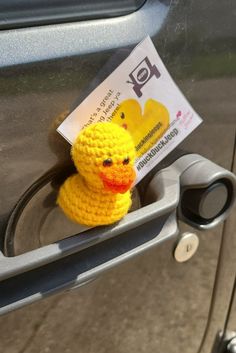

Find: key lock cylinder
0;154;236;314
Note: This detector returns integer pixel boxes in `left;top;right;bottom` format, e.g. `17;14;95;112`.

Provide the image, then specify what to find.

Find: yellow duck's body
57;122;136;227
112;98;170;157
58;173;132;226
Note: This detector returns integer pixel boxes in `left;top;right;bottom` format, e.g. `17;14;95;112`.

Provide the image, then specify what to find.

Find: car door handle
0;154;235;314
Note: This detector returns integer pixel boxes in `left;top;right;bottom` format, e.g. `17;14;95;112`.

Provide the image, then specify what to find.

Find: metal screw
174;232;199;262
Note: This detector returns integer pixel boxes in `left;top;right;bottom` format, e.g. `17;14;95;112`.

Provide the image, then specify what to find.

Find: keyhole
186;243;193;253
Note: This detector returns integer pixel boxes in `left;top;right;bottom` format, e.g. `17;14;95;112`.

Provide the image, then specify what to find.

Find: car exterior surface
0;1;236;353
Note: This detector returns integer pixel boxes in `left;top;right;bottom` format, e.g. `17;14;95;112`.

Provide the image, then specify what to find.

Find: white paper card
57;36;202;183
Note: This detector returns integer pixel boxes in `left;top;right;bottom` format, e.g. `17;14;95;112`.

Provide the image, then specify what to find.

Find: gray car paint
0;0;236;352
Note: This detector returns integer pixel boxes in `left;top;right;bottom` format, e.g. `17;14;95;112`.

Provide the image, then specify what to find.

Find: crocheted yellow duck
57;122;136;226
112;98;169;157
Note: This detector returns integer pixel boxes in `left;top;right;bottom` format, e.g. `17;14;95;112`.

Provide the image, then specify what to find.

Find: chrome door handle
0;154;235;314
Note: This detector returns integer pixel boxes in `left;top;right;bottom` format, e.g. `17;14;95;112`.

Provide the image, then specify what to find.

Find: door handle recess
0;154;235;314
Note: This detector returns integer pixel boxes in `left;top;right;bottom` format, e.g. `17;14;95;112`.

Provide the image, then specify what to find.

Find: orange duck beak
100;165;136;194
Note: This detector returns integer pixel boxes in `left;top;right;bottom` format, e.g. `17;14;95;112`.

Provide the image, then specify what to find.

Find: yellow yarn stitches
57;122;136;226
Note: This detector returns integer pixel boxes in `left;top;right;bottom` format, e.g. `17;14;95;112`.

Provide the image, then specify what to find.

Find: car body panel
0;1;236;352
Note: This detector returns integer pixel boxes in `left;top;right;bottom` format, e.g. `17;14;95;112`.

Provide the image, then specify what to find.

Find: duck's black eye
123;157;130;165
103;158;113;167
120;112;125;119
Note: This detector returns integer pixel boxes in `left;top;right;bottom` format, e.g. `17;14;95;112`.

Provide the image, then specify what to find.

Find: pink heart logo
176;111;182;118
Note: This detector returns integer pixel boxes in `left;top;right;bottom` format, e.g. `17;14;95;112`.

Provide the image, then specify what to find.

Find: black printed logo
127;57;160;97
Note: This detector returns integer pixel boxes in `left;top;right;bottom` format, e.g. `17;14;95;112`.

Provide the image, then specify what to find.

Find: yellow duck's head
72;122;136;194
112;99;142;131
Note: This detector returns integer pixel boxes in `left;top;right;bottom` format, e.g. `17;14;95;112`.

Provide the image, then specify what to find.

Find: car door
0;1;236;353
